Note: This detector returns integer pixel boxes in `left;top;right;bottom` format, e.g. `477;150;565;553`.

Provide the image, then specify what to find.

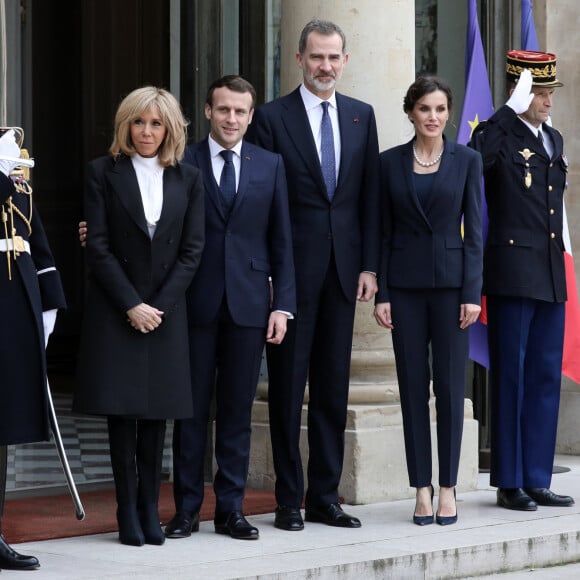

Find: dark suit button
167;238;174;244
327;233;333;240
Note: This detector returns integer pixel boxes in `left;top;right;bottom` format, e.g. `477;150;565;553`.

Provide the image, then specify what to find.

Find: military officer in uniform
470;50;574;511
0;129;66;569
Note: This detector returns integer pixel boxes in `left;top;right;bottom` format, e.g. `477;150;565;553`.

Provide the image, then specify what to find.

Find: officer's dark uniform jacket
0;171;66;445
470;104;567;303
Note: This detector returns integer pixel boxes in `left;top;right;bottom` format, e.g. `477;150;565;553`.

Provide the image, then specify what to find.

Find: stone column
535;0;580;453
248;0;479;502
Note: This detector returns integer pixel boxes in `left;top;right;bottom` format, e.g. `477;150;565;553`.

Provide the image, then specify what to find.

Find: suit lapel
401;141;432;229
231;141;252;214
281;89;327;198
196;139;226;221
153;165;181;238
107;156;149;237
336;94;359;195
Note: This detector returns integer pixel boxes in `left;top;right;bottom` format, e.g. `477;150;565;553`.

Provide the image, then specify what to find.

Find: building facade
1;0;578;498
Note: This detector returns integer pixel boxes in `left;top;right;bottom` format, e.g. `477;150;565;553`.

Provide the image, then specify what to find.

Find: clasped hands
127;303;164;334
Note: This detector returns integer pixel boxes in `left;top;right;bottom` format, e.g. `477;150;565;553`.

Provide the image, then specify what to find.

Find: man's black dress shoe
305;503;361;528
496;488;537;511
274;505;304;531
165;511;200;538
214;511;259;540
0;534;40;569
524;488;575;507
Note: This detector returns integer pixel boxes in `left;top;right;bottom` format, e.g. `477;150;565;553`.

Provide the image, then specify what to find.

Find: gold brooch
518;148;536;161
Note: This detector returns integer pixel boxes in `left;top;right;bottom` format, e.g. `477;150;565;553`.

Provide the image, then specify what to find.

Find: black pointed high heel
436;488;457;525
413;484;434;526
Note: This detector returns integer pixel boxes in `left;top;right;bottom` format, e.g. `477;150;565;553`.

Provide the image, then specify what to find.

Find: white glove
506;68;534;114
0;130;22;176
42;309;58;348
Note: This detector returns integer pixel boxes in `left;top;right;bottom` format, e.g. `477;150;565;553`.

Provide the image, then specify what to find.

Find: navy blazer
184;138;296;328
470;105;567;302
377;138;483;305
247;87;380;303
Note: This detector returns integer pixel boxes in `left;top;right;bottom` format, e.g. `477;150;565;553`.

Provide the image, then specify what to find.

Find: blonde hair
109;87;188;166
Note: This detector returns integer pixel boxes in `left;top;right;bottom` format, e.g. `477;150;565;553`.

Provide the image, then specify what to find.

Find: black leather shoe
496;488;537;511
274;505;304;531
305;503;361;528
524;488;575;507
164;511;200;538
0;534;40;569
214;511;259;540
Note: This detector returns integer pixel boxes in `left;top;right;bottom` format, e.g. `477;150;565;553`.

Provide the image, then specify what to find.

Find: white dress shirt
208;135;242;189
300;83;341;182
131;154;164;238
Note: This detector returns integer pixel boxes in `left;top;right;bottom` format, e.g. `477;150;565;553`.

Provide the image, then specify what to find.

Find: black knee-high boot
136;419;166;545
0;445;40;568
107;417;145;546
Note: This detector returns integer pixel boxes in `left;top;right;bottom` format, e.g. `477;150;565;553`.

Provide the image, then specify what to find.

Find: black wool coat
74;155;205;419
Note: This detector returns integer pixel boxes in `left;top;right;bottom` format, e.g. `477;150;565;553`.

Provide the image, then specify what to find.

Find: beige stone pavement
3;455;580;579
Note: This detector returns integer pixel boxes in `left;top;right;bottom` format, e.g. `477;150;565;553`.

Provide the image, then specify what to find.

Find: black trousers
107;417;166;510
390;288;468;488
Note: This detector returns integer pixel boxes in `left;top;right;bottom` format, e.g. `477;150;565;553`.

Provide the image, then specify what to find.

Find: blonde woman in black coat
74;87;205;546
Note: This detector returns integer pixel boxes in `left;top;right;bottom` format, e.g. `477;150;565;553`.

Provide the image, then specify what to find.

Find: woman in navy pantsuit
374;77;483;526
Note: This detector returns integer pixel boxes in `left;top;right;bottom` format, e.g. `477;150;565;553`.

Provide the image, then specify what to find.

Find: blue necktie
320;101;336;201
219;149;236;212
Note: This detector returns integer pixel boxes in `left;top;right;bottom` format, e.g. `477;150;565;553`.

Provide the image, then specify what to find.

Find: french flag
522;0;580;383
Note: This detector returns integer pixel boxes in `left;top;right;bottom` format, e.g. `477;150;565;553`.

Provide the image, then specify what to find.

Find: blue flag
521;0;539;51
458;0;494;367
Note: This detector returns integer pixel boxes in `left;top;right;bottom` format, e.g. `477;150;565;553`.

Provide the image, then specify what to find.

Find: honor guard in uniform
470;51;574;511
0;129;66;570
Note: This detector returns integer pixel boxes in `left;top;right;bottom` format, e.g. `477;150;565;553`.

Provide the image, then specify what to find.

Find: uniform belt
0;238;31;254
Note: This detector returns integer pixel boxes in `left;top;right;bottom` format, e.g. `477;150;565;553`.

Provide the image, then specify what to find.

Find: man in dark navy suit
247;19;380;530
164;76;296;540
470;51;574;511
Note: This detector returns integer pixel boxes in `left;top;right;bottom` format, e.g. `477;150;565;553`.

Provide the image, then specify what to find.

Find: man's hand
357;272;378;302
459;303;481;330
266;311;288;344
506;68;534;114
127;303;164;333
79;220;87;247
374;302;393;329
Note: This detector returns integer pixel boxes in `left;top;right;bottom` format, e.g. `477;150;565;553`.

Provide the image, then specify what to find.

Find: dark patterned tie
219;149;236;212
537;130;545;151
320;101;336;201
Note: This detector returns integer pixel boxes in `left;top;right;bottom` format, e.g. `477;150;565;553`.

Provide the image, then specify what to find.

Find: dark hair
298;19;346;55
403;76;453;114
205;75;257;109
